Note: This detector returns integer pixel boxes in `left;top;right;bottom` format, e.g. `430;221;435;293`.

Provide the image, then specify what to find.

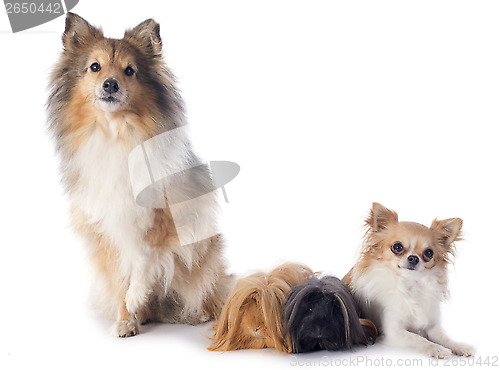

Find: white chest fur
68;125;154;248
353;265;446;332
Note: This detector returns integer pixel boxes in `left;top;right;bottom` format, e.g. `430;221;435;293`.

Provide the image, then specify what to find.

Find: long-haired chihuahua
344;203;475;358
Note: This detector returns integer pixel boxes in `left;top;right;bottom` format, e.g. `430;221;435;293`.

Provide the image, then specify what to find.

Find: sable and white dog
47;13;232;337
344;203;475;358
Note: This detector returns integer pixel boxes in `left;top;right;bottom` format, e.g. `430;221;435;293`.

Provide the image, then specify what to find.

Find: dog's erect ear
124;19;162;55
430;218;463;248
63;13;103;51
366;203;398;232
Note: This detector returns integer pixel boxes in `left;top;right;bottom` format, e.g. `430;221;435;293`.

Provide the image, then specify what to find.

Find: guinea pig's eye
124;66;135;76
423;248;434;260
90;62;101;72
307;307;313;313
391;242;404;254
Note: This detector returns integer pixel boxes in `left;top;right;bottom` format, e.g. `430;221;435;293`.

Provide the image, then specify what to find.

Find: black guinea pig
284;276;377;353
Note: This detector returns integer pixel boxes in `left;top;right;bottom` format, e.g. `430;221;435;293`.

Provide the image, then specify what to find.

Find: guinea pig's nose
102;79;120;94
408;255;420;266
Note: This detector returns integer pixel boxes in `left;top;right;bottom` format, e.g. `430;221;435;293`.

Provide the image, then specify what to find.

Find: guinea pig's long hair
208;263;313;352
284;276;377;353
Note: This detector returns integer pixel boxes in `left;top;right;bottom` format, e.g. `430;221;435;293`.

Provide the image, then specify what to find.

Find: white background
1;1;499;369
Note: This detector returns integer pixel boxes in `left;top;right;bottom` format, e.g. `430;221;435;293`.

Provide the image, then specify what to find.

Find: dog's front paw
114;318;139;338
125;284;148;315
426;344;452;359
451;343;475;357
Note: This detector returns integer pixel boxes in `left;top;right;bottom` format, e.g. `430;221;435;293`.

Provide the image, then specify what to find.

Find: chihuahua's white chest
353;265;446;333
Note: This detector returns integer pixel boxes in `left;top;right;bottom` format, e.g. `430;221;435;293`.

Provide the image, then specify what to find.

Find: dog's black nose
408;255;419;266
102;79;120;94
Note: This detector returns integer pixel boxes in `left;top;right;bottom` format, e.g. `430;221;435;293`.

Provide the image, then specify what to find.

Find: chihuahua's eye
124;66;135;76
90;62;101;72
391;242;404;254
423;249;434;261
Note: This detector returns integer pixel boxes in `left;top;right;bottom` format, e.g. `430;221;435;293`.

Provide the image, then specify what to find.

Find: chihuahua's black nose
408;255;419;266
102;79;120;94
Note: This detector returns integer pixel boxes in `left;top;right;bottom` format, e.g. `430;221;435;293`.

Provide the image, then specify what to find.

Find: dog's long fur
47;13;232;337
343;203;475;358
208;263;313;352
284;276;377;353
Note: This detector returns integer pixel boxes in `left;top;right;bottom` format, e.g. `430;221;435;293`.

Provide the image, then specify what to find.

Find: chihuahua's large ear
366;203;398;232
430;218;463;248
63;13;103;51
124;19;162;55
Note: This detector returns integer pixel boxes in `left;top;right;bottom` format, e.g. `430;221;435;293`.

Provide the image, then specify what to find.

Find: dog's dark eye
424;249;434;260
307;307;313;313
391;242;404;254
90;62;101;72
124;66;135;76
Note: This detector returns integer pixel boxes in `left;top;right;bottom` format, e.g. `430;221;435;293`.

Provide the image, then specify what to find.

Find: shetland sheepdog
47;13;232;337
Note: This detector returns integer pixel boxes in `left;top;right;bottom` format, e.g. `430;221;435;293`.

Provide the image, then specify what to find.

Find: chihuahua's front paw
114;318;139;338
451;343;475;357
426;344;452;359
